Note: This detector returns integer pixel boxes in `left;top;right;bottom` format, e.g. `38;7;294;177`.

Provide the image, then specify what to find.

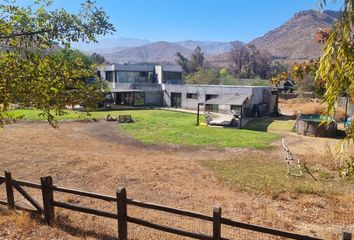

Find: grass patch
203;159;352;198
245;118;295;132
6;109;279;149
119;110;279;148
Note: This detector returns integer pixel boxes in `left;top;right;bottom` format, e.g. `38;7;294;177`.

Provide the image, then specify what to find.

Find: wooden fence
0;171;352;240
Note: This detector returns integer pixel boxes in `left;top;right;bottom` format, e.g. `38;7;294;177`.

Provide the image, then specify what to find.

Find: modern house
97;64;279;119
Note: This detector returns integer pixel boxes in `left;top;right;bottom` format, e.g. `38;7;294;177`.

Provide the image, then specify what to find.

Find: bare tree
175;46;205;74
229;43;271;79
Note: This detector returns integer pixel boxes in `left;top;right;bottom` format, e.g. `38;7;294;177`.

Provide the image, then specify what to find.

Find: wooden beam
213;206;222;240
127;216;213;240
5;171;15;209
52;186;116;202
117;188;127;240
0;176;5;185
53;201;117;219
127;198;213;222
343;232;352;240
41;176;54;225
13;183;43;213
221;218;322;240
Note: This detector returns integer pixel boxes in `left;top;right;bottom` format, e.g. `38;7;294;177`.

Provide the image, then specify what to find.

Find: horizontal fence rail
0;171;352;240
53;201;117;219
221;218;323;240
127;198;214;222
52;185;117;202
127;216;215;240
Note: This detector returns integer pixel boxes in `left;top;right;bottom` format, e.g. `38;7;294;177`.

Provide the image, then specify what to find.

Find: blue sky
25;0;344;42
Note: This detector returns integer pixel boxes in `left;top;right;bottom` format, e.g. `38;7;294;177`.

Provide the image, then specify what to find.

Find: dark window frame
186;93;198;99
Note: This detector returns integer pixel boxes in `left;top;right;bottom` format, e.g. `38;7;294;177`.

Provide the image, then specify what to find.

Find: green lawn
245;118;295;132
203;159;351;198
6;109;279;149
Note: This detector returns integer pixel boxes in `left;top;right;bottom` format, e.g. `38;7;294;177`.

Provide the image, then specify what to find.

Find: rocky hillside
99;10;340;64
250;10;339;61
104;41;193;64
102;40;245;64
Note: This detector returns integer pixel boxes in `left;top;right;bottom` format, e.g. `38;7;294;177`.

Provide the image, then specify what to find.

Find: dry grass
0;121;353;239
0;208;82;239
279;98;346;120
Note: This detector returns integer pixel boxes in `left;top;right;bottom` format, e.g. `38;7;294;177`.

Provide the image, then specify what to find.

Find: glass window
205;94;218;101
116;71;153;83
231;105;241;113
187;93;198;99
106;71;114;82
163;71;182;82
205;104;219;113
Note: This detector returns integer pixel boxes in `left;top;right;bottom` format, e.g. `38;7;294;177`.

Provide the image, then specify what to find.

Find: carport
202;94;250;128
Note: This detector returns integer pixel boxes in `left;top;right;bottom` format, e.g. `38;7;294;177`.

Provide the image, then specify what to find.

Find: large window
205;94;218;101
106;71;114;82
231;105;242;113
205;104;219;113
186;93;198;99
163;71;182;82
117;71;154;83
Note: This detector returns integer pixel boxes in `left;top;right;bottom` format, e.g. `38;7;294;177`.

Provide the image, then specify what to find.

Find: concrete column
112;71;116;89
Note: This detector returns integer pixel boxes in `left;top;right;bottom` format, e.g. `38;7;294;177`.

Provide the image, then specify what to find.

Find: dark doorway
171;92;182;108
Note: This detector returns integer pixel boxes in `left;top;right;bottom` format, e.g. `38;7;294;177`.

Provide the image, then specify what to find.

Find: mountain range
77;10;340;65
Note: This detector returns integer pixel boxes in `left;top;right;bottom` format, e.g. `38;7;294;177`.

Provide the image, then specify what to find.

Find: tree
291;61;326;97
317;0;353;122
268;61;288;79
317;0;353;179
175;52;191;73
189;46;205;72
175;46;205;74
269;60;326;97
185;68;220;85
0;0;115;126
91;52;106;65
229;43;271;79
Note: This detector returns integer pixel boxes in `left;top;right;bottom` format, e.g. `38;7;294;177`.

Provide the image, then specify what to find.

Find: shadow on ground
244;115;297;132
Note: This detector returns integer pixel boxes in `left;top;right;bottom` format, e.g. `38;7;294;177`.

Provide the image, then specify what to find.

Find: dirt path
0;121;352;239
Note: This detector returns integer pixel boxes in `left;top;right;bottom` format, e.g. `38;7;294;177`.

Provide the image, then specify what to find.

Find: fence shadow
55;221;118;240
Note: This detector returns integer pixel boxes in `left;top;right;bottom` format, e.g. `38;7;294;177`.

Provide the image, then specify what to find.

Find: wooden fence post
343;232;352;240
5;171;15;209
213;206;222;240
41;176;54;225
117;188;128;240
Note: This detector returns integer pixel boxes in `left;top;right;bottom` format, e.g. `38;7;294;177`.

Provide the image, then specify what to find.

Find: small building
278;79;295;93
163;84;278;117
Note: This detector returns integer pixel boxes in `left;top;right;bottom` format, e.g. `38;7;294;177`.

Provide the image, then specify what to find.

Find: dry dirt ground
0;121;353;239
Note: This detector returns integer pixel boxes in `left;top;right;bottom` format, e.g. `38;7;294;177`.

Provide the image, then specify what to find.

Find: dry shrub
0;209;41;234
279;98;345;120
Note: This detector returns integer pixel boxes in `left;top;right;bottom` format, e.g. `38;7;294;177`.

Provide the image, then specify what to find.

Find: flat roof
115;65;154;72
204;94;249;106
168;84;271;88
110;89;142;93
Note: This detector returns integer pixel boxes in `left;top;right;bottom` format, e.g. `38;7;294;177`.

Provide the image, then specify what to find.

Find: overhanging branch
0;29;53;40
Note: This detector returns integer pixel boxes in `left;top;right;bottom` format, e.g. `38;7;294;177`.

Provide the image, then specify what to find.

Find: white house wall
163;84;271;111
